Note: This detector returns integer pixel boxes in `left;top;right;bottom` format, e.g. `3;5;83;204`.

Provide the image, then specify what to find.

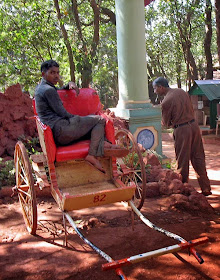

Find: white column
115;0;150;109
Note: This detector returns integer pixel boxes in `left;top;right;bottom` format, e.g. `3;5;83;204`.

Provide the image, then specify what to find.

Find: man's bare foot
104;141;121;149
85;155;105;173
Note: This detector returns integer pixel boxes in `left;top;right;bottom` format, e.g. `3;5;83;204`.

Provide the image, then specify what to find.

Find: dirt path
0;195;219;280
0;135;220;280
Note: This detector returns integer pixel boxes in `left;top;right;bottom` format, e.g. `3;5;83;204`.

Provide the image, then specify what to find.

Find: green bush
0;158;15;188
0;136;41;188
18;136;41;156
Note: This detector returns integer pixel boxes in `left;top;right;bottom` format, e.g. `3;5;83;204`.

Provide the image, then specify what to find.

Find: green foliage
164;161;171;169
93;23;118;108
0;0;118;95
0;158;15;188
0;0;218;96
143;149;175;170
162;128;174;133
0;137;41;188
145;0;217;85
0;0;63;94
125;152;139;166
143;149;163;160
163;159;177;170
18;136;41;156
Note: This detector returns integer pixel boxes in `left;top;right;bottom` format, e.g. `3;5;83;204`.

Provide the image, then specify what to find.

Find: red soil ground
0;135;219;280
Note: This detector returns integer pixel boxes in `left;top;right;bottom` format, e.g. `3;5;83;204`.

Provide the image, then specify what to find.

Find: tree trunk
90;0;100;57
53;0;76;82
175;46;182;88
216;0;220;65
172;0;199;84
177;21;198;81
204;0;213;79
71;0;87;52
81;58;92;88
71;0;100;87
187;46;198;81
176;62;182;88
186;62;192;90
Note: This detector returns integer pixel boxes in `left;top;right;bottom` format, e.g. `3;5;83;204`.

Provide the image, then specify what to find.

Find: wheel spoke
18;187;31;197
19;158;29;186
15;141;37;235
115;129;146;210
136;184;142;198
19;193;32;220
19;172;26;185
133;171;143;181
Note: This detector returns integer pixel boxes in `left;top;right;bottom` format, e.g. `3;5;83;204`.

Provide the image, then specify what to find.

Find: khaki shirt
161;88;195;128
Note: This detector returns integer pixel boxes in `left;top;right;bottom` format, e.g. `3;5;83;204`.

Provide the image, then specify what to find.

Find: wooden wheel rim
115;129;146;210
14;141;37;235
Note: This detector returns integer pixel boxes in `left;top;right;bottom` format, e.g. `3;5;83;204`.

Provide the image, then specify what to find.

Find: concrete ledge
200;128;215;135
202;134;220;144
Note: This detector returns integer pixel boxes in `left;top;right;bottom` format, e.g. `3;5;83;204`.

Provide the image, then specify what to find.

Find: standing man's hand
68;82;80;95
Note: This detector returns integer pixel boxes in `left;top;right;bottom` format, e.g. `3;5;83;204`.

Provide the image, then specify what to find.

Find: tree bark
100;7;116;25
176;60;182;88
172;0;198;83
53;0;76;82
204;0;213;79
71;0;87;52
215;0;220;65
176;21;198;82
90;0;100;57
70;0;100;87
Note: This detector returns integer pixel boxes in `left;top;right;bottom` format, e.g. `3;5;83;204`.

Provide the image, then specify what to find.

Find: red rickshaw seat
34;88;115;163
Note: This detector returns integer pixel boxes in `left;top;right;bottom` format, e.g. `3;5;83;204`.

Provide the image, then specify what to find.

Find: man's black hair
40;60;59;73
153;77;169;88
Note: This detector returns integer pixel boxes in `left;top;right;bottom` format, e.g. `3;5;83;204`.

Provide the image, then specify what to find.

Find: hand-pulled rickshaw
14;88;208;279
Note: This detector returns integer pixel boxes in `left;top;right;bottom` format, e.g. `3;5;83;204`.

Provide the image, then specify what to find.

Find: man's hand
68;82;80;95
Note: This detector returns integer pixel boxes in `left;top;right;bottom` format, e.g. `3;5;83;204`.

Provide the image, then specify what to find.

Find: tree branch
90;0;100;57
71;0;87;52
53;0;76;82
100;7;116;25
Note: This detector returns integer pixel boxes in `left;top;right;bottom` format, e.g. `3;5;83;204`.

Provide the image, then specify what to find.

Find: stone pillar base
111;105;163;155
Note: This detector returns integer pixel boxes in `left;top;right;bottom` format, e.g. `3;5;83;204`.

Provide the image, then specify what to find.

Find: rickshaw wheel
14;141;37;235
115;129;147;210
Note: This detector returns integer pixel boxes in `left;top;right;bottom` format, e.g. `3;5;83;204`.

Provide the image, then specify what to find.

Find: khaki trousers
173;121;211;192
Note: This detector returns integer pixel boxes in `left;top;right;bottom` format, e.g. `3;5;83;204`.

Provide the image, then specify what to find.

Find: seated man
35;59;119;173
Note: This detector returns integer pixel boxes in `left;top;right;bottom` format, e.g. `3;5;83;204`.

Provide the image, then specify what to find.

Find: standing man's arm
161;99;173;128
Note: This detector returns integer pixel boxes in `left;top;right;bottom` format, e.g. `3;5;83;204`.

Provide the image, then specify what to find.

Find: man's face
42;66;60;85
153;84;165;96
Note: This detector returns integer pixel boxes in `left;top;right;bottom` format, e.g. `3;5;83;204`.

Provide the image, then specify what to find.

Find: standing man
35;59;117;173
153;77;212;196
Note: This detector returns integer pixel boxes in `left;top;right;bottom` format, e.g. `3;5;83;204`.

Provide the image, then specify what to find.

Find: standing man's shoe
202;191;212;196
